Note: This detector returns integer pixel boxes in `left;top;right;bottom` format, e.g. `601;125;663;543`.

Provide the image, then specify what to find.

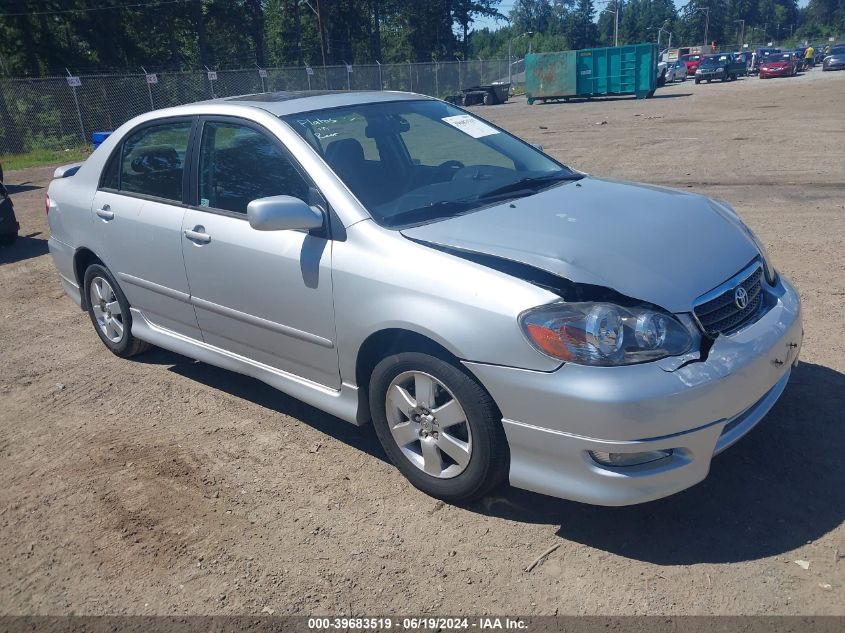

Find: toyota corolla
46;91;802;505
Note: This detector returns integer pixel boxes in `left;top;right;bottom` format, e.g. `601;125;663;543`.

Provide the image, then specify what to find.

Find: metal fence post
256;64;267;93
205;66;216;98
65;69;86;146
141;67;154;110
376;60;383;90
408;61;412;91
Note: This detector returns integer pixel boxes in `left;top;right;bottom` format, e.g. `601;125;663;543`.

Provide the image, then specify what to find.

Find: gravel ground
1;68;843;616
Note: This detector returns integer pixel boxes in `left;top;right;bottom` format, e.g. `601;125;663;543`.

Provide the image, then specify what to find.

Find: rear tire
0;232;16;246
369;352;509;503
83;263;151;358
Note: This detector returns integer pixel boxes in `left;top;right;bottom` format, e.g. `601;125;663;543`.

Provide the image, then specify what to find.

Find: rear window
117;121;192;202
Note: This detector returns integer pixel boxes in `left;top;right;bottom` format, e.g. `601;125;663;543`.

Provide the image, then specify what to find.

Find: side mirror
247;195;324;231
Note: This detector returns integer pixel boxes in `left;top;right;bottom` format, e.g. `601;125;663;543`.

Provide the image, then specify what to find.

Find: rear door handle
95;205;114;221
184;226;211;244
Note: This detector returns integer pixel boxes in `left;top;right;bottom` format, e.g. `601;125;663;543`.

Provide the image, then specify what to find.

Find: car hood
401;177;760;313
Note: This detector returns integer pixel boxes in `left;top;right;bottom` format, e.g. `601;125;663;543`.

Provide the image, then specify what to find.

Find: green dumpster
525;43;658;104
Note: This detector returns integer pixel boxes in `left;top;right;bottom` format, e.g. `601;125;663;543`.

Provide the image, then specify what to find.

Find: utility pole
614;0;619;47
735;19;745;49
508;31;532;84
303;0;327;68
601;5;620;46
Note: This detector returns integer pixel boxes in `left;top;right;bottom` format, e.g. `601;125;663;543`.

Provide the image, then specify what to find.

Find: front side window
198;121;309;214
283;100;579;228
120;120;192;201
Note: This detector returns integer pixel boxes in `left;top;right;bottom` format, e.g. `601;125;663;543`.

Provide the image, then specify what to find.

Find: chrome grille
694;264;766;337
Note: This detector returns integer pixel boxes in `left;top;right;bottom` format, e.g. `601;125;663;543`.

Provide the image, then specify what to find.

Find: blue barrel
91;131;112;149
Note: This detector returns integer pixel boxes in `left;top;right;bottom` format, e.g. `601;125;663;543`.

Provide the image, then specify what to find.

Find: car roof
194;90;432;116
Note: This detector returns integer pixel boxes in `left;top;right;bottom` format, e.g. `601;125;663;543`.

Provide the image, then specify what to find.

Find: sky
472;0;811;32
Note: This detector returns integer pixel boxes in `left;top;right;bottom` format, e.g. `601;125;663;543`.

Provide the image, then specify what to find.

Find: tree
452;1;505;58
510;0;553;34
566;0;598;49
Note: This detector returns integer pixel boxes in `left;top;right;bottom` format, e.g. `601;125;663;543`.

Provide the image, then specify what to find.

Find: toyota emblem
734;286;749;310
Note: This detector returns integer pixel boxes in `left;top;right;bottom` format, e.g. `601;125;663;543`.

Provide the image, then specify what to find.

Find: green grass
1;146;92;172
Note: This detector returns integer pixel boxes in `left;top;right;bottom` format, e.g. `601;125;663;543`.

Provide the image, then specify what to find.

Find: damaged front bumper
464;276;802;505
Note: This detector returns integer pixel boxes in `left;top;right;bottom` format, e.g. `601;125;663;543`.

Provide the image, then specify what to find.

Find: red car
681;53;703;75
759;52;799;78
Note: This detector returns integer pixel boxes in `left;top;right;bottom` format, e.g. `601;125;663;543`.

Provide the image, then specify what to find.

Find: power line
0;0;196;18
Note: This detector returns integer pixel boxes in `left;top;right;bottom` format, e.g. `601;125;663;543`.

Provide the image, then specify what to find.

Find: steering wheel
438;160;465;171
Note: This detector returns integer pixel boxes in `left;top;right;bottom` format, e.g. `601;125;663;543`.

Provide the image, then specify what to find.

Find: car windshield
682;55;700;61
282;99;580;228
699;57;720;68
831;46;845;54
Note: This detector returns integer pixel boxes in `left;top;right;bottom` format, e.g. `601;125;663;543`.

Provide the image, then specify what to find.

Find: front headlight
716;67;724;72
520;302;693;366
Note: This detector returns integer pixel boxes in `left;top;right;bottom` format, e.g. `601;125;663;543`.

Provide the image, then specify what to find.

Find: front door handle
184;226;211;244
95;205;114;221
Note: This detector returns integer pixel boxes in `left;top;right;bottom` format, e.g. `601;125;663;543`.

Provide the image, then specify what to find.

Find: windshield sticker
442;115;499;139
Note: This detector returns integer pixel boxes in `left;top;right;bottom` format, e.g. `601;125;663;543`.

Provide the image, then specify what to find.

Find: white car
665;59;687;82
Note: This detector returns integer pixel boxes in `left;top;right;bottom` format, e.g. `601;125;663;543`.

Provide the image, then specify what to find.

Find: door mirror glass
247;195;323;231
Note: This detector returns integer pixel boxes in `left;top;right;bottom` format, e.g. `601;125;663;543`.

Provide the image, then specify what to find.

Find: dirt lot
1;69;843;616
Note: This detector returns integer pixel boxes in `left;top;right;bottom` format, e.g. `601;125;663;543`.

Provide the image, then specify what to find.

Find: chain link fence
0;59;520;156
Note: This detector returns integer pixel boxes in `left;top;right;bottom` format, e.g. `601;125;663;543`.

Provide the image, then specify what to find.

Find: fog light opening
589;449;674;468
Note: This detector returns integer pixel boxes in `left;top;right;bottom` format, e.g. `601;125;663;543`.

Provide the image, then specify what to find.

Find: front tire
369;352;509;503
84;263;151;358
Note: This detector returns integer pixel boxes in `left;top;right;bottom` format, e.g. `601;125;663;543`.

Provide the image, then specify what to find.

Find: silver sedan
46;91;802;505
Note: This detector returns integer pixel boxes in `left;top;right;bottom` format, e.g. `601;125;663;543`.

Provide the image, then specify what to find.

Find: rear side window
119;121;192;202
197;121;309;214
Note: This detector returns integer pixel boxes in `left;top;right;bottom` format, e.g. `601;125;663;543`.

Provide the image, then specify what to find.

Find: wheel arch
73;247;105;310
354;328;471;425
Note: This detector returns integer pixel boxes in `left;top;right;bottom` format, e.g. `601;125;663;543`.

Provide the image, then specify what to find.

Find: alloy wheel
89;276;125;343
384;371;472;479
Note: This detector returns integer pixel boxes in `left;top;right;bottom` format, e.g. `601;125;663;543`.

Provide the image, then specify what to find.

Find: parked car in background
751;48;781;73
759;52;799;78
0;180;19;246
681;53;703;75
45;91;802;506
657;59;686;85
734;51;753;75
822;44;845;71
666;59;687;82
656;60;669;86
694;54;746;83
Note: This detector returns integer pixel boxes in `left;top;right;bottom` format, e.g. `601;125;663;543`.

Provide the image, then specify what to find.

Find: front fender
332;221;561;384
